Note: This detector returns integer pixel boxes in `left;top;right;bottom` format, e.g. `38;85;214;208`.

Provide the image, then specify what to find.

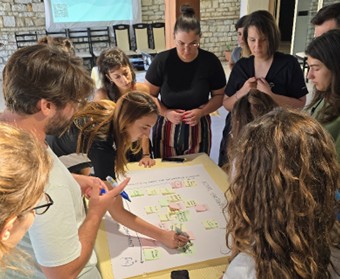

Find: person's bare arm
228;58;236;70
138;136;155;167
223;77;257;111
144;80;166;114
268;94;306;109
199;87;225;116
256;78;306;109
144;80;185;124
136;82;150;93
107;198;189;249
40;179;129;279
182;87;225;126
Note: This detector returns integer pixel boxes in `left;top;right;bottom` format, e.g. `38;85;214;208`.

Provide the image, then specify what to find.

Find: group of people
222;3;340;278
0;2;339;279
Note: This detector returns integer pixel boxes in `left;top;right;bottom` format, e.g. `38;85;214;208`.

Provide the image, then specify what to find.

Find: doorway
277;0;296;53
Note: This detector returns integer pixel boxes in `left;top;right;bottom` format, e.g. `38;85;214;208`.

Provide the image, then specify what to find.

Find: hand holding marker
101;176;131;202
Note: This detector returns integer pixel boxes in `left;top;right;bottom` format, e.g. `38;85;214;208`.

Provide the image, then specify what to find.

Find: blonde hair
75;91;158;177
0;123;51;271
225;108;340;278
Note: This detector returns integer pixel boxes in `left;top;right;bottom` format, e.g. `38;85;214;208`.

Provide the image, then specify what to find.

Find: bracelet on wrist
142;153;150;157
235;92;239;100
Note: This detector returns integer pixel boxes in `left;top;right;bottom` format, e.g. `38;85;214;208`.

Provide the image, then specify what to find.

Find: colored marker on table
103;175;131;202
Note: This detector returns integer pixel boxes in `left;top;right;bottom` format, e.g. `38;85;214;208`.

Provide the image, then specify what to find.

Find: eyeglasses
175;40;200;49
32;193;54;215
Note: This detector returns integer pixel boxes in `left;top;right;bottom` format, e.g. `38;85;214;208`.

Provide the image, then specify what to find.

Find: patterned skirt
152;115;211;158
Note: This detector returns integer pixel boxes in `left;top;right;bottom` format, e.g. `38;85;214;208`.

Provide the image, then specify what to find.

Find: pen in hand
175;228;191;244
101;176;132;202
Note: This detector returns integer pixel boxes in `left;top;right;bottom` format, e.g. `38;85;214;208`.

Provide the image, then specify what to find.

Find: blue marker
104;176;131;202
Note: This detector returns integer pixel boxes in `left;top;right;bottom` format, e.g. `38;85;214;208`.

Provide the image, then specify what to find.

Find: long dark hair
306;29;340;123
75;91;158;176
96;47;136;102
225;90;277;172
230;89;277;143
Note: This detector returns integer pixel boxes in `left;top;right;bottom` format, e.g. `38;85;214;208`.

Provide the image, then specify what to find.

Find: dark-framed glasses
32;193;54;215
176;40;200;49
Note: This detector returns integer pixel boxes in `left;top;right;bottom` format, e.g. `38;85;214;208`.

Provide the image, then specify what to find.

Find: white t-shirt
223;250;340;279
222;253;256;279
7;147;99;278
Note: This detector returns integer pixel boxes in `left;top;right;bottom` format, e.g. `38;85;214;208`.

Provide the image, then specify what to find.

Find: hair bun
180;4;195;17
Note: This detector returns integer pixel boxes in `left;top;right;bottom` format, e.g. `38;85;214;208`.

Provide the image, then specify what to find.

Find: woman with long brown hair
94;47;154;166
223;108;339;278
47;91;190;249
306;29;340;161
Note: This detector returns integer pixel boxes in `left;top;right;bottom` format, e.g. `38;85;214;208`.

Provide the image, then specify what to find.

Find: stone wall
0;0;46;76
0;0;240;78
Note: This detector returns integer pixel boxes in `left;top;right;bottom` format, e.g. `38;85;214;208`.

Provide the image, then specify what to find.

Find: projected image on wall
45;0;141;31
52;0;132;23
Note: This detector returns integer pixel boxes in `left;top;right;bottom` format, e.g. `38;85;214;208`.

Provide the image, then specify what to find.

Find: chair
132;23;157;55
132;23;157;71
89;27;111;60
67;28;93;68
15;31;38;49
112;24;135;55
295;51;309;82
150;22;166;53
137;22;165;70
45;29;68;38
112;24;144;70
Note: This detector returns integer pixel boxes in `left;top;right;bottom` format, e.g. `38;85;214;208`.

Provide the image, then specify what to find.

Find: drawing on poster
103;164;229;278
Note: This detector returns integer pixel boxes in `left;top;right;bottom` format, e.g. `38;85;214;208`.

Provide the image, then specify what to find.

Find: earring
2;230;10;241
106;74;114;84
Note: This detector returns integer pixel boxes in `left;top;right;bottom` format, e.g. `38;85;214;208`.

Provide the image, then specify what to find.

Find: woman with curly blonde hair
223;108;340;278
0;123;52;272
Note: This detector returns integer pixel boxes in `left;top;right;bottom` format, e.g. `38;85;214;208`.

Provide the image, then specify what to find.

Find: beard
45;110;73;136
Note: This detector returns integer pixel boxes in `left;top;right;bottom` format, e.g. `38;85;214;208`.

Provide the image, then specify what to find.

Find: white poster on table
103;164;229;278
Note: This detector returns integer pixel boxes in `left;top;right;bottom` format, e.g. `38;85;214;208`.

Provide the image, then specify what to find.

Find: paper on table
103;164;229;278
